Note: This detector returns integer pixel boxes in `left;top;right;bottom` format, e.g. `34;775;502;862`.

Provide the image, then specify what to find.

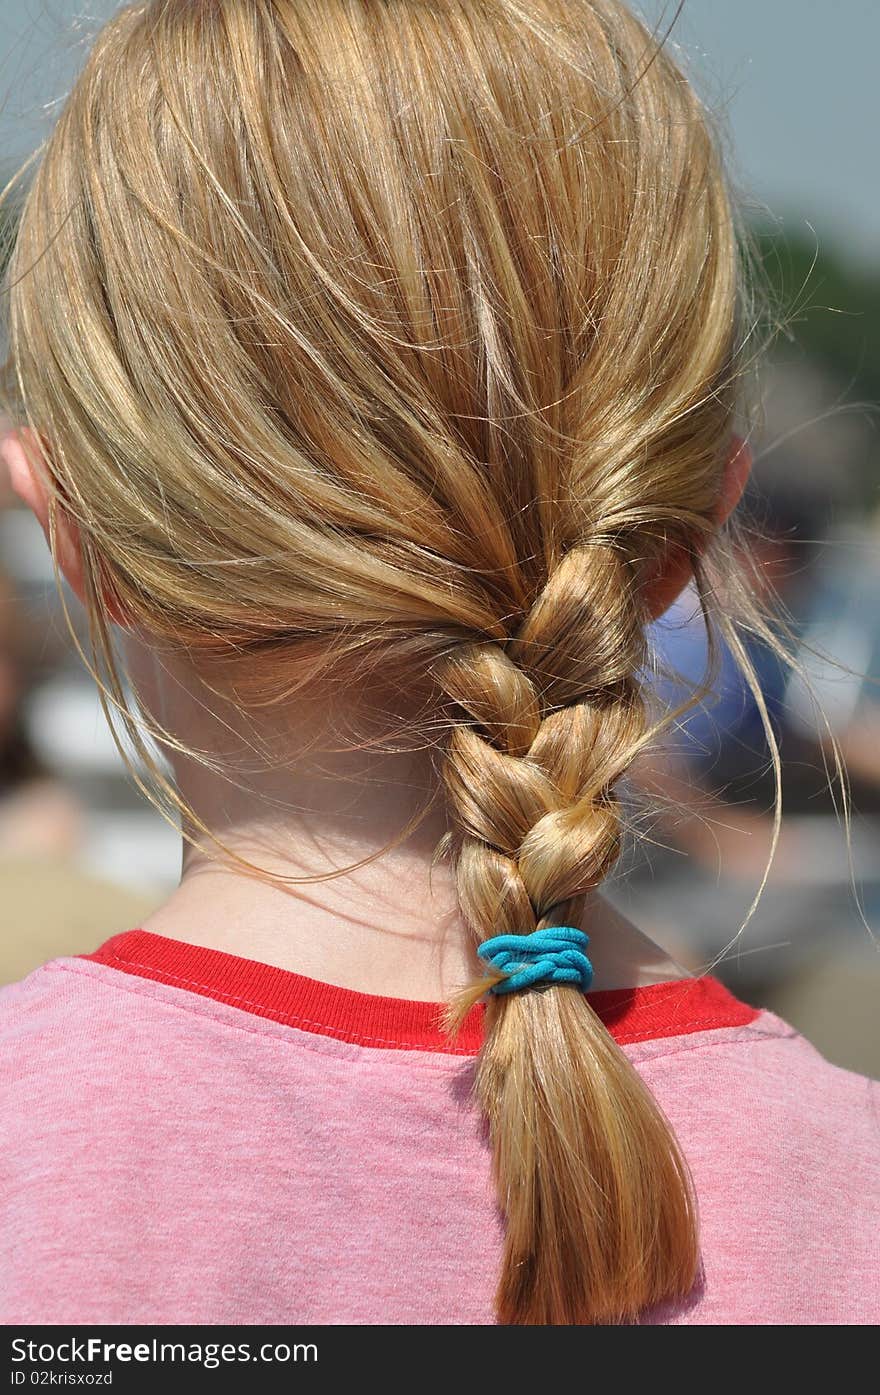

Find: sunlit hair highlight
0;0;858;1323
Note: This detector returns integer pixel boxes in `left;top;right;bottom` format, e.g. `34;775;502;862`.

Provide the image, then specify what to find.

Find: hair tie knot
476;925;593;996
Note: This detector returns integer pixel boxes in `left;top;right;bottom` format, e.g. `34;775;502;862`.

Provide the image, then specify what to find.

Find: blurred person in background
791;501;880;792
616;487;880;1073
0;447;159;982
0;565;84;857
634;487;828;884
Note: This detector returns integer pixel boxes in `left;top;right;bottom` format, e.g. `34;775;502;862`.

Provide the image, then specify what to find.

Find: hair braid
5;0;849;1330
435;541;699;1324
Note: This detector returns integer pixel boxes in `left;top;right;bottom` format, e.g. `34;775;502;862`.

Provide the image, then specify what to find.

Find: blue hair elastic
476;925;593;996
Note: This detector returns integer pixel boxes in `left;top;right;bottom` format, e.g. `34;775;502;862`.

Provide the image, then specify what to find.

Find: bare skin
2;427;752;999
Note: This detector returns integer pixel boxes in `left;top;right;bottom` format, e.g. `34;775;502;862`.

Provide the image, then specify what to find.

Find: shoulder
1;953;121;1026
633;1005;878;1161
0;951;225;1091
0;957;88;1045
0;957;129;1085
636;1007;879;1212
647;1011;879;1320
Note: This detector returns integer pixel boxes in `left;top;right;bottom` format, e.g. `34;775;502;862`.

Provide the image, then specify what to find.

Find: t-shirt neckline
82;927;759;1055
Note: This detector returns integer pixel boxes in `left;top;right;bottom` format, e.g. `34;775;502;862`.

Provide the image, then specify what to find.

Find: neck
128;637;691;1000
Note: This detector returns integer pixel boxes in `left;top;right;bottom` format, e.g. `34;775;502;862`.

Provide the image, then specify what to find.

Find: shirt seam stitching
89;950;757;1049
39;959;791;1066
48;960;473;1059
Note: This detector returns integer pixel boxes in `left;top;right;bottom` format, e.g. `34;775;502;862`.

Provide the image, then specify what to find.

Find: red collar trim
82;928;759;1055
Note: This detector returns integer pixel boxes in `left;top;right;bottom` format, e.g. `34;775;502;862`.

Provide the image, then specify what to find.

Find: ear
715;433;753;529
644;432;753;621
1;426;130;627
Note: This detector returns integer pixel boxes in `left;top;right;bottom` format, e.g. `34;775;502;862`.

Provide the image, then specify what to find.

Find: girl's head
0;0;839;1323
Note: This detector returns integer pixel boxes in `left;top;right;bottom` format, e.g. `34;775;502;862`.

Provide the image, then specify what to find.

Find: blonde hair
0;0;855;1323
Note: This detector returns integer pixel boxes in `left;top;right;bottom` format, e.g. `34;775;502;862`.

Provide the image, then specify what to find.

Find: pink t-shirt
1;927;877;1325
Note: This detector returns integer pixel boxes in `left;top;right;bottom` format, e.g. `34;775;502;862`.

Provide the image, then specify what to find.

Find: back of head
0;0;796;1322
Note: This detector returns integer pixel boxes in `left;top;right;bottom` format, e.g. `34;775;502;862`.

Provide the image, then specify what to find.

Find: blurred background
0;1;877;1073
